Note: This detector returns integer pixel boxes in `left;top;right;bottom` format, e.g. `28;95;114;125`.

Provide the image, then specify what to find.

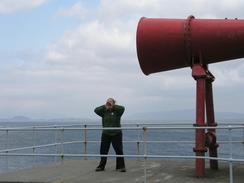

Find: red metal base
192;64;219;177
205;75;219;170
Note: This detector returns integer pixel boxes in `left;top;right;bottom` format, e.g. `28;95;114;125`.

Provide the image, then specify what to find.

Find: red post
192;65;208;177
205;72;219;169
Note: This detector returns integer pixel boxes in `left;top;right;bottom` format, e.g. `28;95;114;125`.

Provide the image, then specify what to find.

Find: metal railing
0;123;244;183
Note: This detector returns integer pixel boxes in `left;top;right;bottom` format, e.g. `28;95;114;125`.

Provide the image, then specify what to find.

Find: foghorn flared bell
136;16;244;75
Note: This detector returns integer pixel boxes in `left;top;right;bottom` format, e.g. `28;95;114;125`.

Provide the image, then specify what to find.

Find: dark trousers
98;132;125;169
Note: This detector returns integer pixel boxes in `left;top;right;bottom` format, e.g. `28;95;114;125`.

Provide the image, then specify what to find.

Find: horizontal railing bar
0;143;59;153
125;122;244;126
1;140;243;153
0;153;243;163
145;126;244;130
0;141;85;153
4;122;244;128
81;140;244;144
0;125;244;131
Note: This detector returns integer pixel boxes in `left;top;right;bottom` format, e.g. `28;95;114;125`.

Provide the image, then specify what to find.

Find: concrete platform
0;159;243;183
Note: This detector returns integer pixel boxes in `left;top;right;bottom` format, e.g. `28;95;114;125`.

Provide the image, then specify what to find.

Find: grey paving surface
0;159;243;183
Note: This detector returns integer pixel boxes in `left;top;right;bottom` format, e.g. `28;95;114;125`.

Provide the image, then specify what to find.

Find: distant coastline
1;109;244;123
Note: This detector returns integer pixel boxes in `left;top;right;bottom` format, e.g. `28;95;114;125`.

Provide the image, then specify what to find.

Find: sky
1;0;244;119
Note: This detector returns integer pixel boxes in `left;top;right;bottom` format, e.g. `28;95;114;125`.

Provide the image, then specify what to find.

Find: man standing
94;98;126;172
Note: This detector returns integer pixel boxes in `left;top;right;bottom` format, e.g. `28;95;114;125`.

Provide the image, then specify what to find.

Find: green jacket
94;105;125;135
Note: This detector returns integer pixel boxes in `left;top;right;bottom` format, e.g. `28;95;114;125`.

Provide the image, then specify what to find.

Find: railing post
228;126;233;183
242;124;244;144
32;127;36;164
83;125;87;160
143;127;147;183
61;128;64;163
5;129;9;171
137;124;140;160
54;126;58;163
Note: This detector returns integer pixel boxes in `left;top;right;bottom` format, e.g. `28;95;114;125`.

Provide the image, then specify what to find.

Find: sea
0;120;244;174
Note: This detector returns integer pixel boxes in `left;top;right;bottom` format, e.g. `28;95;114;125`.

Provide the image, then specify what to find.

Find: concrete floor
0;159;243;183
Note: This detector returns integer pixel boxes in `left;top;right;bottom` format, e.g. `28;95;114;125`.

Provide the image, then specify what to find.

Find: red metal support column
192;65;208;177
205;71;219;169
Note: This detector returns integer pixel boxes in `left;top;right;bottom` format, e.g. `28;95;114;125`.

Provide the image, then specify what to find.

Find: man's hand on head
105;98;114;110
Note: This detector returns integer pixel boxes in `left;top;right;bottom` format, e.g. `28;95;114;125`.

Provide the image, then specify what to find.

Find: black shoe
116;167;126;172
95;167;105;171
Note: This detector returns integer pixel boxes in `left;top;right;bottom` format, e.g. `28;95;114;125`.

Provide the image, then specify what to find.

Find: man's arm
94;105;106;117
113;105;125;116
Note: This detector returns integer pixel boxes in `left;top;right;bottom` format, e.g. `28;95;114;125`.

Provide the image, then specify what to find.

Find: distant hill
1;111;244;123
4;116;31;122
127;109;244;122
0;116;94;123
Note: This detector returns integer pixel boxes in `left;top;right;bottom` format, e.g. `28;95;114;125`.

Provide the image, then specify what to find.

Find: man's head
106;98;116;109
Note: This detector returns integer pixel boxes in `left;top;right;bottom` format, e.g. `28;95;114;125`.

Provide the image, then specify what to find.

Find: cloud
97;0;244;20
1;0;244;118
210;60;244;87
0;0;49;14
44;20;134;71
28;1;244;115
55;2;88;19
